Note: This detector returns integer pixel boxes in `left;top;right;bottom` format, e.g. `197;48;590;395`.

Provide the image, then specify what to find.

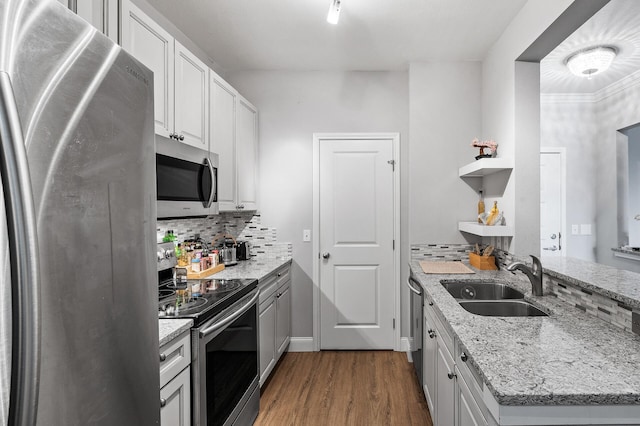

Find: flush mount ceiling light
565;46;617;79
327;0;341;25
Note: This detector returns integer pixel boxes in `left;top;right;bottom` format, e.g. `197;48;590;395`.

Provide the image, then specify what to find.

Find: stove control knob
164;250;172;259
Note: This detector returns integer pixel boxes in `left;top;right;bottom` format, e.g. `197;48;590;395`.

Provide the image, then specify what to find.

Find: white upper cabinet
58;0;119;42
210;73;237;210
174;41;209;150
210;73;259;211
121;1;174;138
235;96;258;211
121;1;210;150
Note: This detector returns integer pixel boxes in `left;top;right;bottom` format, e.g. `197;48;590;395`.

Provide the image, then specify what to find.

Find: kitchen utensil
237;241;251;260
483;245;494;257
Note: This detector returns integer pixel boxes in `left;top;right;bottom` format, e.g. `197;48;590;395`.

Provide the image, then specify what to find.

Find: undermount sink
440;280;525;300
458;300;548;317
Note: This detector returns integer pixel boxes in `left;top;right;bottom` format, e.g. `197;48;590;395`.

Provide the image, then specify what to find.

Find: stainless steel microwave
156;137;218;218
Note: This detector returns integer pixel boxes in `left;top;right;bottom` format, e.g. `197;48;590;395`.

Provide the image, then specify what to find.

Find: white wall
627;126;640;247
540;96;598;260
226;71;409;339
540;75;640;272
482;0;574;256
409;62;482;245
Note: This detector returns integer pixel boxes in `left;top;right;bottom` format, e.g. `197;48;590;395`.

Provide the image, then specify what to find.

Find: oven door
193;289;260;426
156;137;218;218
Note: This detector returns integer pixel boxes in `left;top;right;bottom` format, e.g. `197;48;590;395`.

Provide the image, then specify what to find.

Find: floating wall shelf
458;158;513;178
458;222;514;237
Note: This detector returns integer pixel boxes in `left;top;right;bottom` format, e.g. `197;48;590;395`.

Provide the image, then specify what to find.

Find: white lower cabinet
159;331;191;426
424;299;487;426
161;366;191;426
258;264;292;385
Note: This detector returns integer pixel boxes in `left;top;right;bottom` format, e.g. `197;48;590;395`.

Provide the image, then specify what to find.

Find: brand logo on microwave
125;66;149;86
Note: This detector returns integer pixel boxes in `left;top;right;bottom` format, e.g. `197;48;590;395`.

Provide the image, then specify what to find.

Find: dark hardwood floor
254;351;433;426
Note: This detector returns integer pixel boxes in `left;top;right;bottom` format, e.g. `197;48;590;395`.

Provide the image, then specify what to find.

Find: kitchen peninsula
410;246;640;426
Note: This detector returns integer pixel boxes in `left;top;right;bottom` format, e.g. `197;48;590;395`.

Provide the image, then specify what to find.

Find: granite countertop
410;260;640;406
542;256;640;310
159;318;193;347
202;257;292;281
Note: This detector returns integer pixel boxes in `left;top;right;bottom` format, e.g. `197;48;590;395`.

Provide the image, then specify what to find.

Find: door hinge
393;318;396;329
387;159;395;171
393;239;395;250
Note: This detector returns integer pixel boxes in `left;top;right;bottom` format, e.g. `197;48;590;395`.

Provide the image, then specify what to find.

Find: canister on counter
191;258;201;272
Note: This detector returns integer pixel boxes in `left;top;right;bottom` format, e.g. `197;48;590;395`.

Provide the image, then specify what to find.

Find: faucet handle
530;255;541;274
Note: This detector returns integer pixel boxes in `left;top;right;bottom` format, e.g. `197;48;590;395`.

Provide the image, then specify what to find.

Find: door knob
322;252;330;259
550;233;557;239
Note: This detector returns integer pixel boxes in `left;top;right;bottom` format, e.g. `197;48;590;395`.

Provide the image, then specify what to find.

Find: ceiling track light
327;0;341;25
565;46;617;79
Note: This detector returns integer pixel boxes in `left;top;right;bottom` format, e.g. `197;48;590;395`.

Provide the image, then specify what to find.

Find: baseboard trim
401;336;412;352
288;337;315;352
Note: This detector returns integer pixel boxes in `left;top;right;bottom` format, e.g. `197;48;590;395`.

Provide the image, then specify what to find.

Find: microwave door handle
0;72;41;426
204;157;215;208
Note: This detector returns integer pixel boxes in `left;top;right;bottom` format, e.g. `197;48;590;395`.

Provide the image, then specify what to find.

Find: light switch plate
572;225;579;235
303;229;311;242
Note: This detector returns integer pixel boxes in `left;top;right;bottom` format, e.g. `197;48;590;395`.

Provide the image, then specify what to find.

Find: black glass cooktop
158;278;257;326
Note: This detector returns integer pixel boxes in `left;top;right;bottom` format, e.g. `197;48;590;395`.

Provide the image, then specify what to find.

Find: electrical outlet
571;225;579;235
303;229;311;242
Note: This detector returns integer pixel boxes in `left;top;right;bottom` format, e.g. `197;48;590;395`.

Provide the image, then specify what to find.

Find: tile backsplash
157;212;292;259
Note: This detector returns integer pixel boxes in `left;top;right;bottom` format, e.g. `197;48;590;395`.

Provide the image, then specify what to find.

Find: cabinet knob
427;329;435;339
428;301;434;306
159;353;167;362
160;398;167;408
447;372;457;380
460;352;468;362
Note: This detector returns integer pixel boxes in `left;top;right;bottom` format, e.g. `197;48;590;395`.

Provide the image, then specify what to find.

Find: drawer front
258;263;291;304
159;331;191;388
456;343;484;400
425;299;454;356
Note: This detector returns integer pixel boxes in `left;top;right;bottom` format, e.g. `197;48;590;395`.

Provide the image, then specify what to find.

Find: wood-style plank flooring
254;351;433;426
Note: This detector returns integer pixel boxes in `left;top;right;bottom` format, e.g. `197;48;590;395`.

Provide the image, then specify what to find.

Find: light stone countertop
201;257;292;281
410;260;640;406
542;256;640;309
159;318;193;347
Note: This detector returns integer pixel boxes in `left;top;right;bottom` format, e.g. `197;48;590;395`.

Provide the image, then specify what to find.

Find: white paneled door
319;138;395;349
540;150;564;256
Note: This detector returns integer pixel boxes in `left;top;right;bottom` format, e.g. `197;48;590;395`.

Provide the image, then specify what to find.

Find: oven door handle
406;276;422;296
199;290;260;338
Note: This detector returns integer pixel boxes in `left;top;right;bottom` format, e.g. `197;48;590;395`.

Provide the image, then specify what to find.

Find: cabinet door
275;280;291;358
423;311;437;415
435;342;455;426
210;72;237;211
236;96;258;210
457;371;487;426
174;41;209;150
121;1;174;139
160;366;191;426
76;0;118;42
259;297;276;386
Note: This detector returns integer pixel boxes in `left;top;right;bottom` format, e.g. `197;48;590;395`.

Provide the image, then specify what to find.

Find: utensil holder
469;252;497;270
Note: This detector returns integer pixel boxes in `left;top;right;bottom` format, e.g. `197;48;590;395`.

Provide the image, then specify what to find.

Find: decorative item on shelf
478;201;505;226
477;190;485;223
471;138;498;160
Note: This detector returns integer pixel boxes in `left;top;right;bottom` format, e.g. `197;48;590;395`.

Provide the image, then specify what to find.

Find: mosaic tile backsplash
157;212;292;259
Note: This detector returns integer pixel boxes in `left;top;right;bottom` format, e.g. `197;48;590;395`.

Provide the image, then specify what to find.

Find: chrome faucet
506;255;543;296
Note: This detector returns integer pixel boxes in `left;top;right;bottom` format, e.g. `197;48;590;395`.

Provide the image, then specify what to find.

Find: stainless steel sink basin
440;281;524;300
458;300;548;317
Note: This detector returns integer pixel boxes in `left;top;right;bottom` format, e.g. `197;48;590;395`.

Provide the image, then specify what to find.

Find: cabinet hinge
387;159;395;171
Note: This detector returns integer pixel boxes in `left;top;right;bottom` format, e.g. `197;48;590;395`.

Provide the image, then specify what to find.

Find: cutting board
419;261;475;274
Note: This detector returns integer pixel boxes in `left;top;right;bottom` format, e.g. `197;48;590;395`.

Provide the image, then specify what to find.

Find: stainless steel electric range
157;242;260;426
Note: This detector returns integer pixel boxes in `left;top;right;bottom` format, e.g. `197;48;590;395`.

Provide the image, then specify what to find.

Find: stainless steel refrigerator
0;0;160;424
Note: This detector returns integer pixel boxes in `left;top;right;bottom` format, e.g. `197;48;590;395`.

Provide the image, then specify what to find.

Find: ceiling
150;0;528;72
541;0;640;94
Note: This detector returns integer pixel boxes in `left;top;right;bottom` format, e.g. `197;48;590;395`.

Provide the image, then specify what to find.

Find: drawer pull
159;353;167;362
160;398;167;408
428;301;434;306
447;372;457;380
427;329;436;339
460;352;468;362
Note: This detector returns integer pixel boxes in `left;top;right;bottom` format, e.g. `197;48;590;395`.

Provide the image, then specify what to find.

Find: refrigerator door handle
0;72;41;426
204;157;215;208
